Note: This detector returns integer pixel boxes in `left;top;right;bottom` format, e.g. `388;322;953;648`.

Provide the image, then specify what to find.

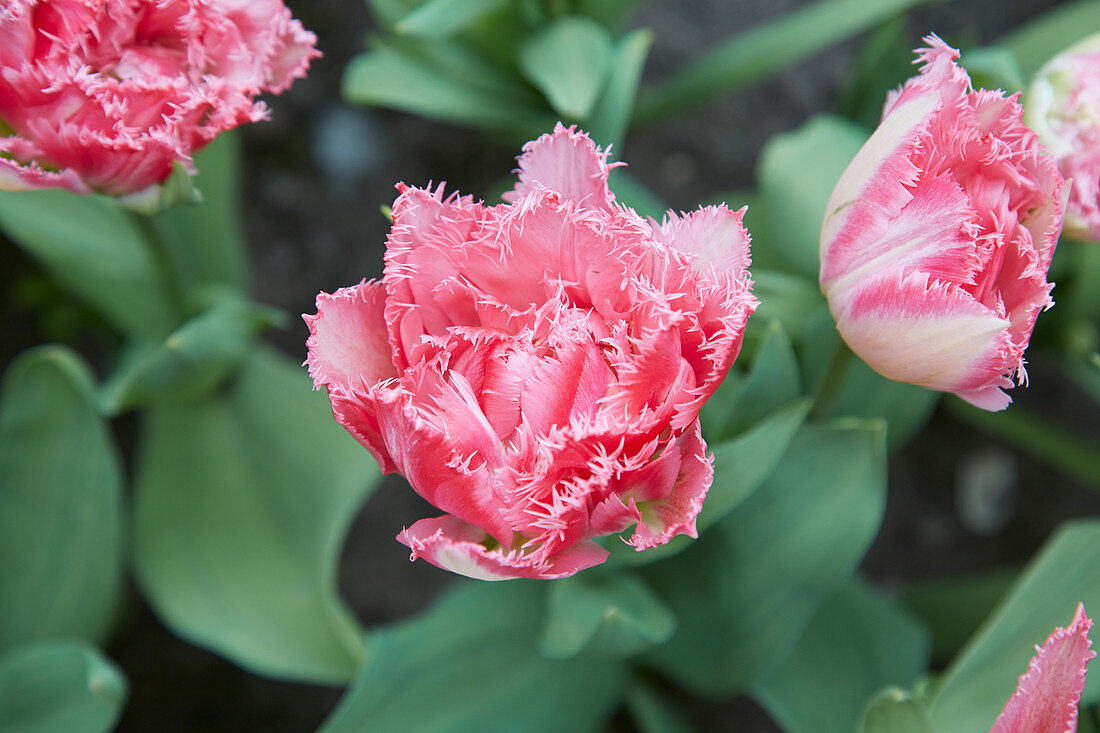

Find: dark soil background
2;0;1099;730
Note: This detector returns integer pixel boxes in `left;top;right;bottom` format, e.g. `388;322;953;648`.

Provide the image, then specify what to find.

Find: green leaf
901;568;1016;666
860;688;935;733
99;297;285;414
0;641;126;733
519;16;615;120
320;581;627;733
366;0;422;29
642;421;887;696
753;579;931;733
586;28;653;151
132;347;378;684
750;270;829;343
703;320;800;441
634;0;938;125
0;190;174;337
0;347;123;652
829;357;939;452
343;40;552;132
961;46;1026;94
150;132;249;295
540;571;675;660
608;169;667;220
117;162;202;214
756;114;870;279
930;520;1100;732
1001;0;1100;77
836;17;917;128
395;0;507;38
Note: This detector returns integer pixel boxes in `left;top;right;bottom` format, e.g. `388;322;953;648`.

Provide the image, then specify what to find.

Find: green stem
811;340;854;420
946;396;1100;492
632;0;937;128
128;210;189;325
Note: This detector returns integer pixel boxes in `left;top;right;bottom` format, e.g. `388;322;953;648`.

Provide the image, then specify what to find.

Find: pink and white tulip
0;0;318;197
305;124;757;580
820;36;1065;411
990;603;1095;733
1026;33;1100;242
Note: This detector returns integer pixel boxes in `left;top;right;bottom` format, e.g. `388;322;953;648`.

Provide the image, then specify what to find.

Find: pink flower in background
1026;33;1100;242
990;603;1094;733
820;36;1065;411
0;0;318;197
306;125;757;580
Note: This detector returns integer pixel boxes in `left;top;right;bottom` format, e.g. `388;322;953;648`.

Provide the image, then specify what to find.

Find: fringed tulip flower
0;0;318;197
820;36;1065;411
1026;33;1100;242
306;124;757;580
990;603;1095;733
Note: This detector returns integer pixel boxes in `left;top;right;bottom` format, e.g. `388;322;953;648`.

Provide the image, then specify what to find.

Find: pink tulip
1026;33;1100;242
0;0;318;197
305;124;757;580
820;36;1065;411
990;603;1095;733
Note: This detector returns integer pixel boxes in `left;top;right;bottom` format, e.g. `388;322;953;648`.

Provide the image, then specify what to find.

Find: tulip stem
811;340;854;420
946;396;1100;492
128;209;189;325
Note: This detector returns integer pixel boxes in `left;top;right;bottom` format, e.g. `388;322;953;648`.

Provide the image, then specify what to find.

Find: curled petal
990;603;1095;733
305;279;396;393
653;204;752;280
503;122;618;210
397;515;609;581
627;420;712;550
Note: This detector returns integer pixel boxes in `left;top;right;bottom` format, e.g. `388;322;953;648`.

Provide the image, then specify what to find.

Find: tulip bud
820;36;1065;411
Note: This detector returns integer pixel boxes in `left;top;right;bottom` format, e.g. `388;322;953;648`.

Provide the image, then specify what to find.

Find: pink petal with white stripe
990;603;1095;733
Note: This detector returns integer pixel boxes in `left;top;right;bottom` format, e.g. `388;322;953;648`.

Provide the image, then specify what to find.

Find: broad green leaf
395;0;506;38
634;0;938;125
519;16;614;120
0;190;174;337
643;421;887;696
0;641;125;733
367;0;422;29
836;17;916;128
133;347;378;684
540;571;675;660
860;689;935;733
151;133;248;294
610;398;810;567
575;0;647;32
343;41;552;132
901;568;1016;666
586;28;654;151
320;581;627;733
99;297;285;414
931;520;1100;732
609;169;667;220
0;347;123;651
703;320;799;441
829;357;939;452
961;47;1026;94
625;682;696;733
756;114;870;279
753;579;931;733
1001;0;1100;76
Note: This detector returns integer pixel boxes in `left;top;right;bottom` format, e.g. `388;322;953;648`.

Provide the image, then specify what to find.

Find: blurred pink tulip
990;603;1095;733
0;0;318;197
820;36;1065;411
306;124;757;580
1026;33;1100;242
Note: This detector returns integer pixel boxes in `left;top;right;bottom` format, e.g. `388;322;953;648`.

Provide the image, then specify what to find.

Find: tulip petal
653;204;752;280
305;279;395;393
397;515;609;581
990;603;1095;733
629;420;712;550
836;271;1015;399
503;123;617;210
